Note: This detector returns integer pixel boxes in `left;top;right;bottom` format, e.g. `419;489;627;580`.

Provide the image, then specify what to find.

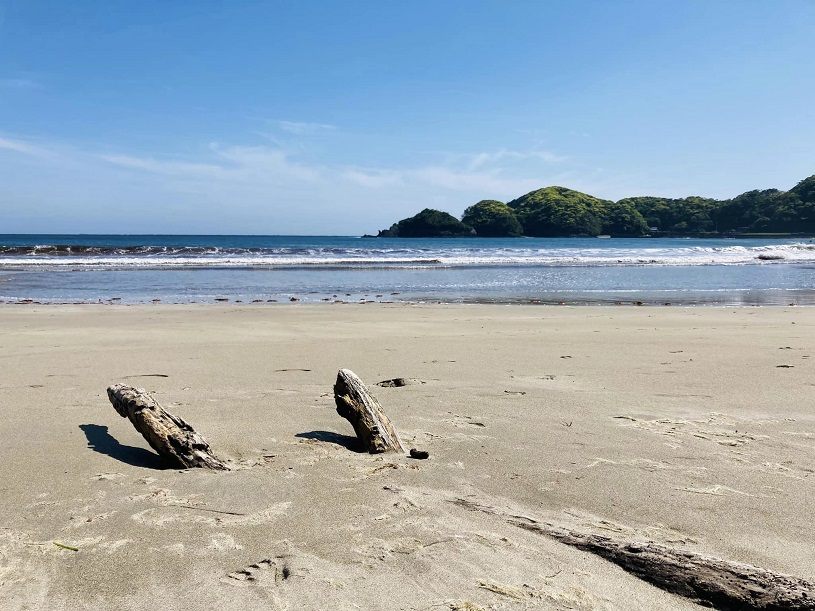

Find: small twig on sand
422;537;457;549
477;581;525;600
176;505;247;516
53;542;79;552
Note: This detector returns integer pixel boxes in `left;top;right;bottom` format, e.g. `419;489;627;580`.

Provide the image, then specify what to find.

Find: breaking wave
0;242;813;270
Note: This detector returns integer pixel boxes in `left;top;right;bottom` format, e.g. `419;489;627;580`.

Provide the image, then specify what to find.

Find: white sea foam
0;242;813;269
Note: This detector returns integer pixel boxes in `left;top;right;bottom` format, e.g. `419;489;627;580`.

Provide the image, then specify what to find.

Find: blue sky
1;1;814;234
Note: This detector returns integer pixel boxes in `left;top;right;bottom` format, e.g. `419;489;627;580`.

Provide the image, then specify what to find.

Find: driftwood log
513;520;815;611
451;498;815;610
334;369;405;453
106;384;229;470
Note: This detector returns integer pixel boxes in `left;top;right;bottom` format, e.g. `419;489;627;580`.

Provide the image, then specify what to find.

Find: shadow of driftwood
79;424;166;469
295;430;363;452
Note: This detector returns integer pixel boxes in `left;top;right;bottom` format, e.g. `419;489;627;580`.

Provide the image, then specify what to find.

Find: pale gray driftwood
451;498;815;610
106;384;228;470
334;369;405;453
512;520;815;610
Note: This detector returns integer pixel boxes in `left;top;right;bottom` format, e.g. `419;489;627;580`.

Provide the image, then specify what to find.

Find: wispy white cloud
465;149;567;170
0;131;577;232
340;167;403;189
100;143;552;197
101;145;323;184
99;153;230;178
211;144;323;181
0;77;41;90
339;148;563;195
277;120;336;135
411;165;543;195
0;136;54;158
340;164;543;195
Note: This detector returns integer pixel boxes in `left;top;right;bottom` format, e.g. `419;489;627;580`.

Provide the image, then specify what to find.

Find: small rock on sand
377;378;409;387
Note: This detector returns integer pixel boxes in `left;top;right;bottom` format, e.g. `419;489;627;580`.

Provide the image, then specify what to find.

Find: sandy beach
1;304;813;610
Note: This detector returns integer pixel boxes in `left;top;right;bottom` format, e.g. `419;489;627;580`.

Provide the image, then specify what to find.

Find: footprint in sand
224;556;292;585
446;413;487;428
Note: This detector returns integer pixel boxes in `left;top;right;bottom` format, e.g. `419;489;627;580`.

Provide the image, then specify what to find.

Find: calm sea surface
1;234;814;305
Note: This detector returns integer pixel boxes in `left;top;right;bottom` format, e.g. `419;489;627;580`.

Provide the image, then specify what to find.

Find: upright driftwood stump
106;384;229;470
334;369;405;453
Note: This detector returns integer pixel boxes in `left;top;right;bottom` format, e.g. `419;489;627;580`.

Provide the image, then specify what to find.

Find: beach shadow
79;424;166;469
295;430;363;452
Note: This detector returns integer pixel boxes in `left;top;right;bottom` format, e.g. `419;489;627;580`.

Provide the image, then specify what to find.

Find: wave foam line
0;243;813;269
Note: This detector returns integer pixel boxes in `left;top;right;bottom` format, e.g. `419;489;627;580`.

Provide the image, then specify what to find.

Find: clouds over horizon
0;129;573;233
2;2;813;234
3;126;811;235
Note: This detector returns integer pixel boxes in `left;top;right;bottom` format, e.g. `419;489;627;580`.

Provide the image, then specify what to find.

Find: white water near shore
1;240;814;269
2;235;814;305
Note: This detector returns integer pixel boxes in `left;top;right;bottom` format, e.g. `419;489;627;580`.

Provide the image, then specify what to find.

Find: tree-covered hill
377;208;474;237
375;174;815;237
506;187;610;237
618;196;719;234
461;200;523;237
713;176;815;233
507;187;649;237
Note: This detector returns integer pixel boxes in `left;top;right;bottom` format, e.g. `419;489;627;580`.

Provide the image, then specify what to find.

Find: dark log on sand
514;520;815;610
106;384;229;470
451;498;815;610
334;369;405;453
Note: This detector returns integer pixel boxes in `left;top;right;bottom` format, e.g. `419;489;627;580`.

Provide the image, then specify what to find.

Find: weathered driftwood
451;498;815;610
334;369;405;453
106;384;229;470
513;520;815;610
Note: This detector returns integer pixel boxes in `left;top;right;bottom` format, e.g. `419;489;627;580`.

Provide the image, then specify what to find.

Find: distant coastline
376;175;815;238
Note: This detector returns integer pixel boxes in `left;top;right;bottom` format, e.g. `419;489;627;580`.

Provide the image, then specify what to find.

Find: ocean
1;234;814;305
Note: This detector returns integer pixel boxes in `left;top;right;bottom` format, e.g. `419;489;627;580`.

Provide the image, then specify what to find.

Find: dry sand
0;304;813;610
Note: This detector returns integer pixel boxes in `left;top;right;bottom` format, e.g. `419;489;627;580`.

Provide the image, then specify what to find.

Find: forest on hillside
376;175;815;237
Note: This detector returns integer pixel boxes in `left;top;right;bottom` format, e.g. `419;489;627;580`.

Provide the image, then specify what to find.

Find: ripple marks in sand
612;412;770;447
449;497;815;610
131;501;291;527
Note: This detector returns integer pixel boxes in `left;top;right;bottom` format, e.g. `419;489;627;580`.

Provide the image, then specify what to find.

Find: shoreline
2;294;815;307
3;236;814;308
